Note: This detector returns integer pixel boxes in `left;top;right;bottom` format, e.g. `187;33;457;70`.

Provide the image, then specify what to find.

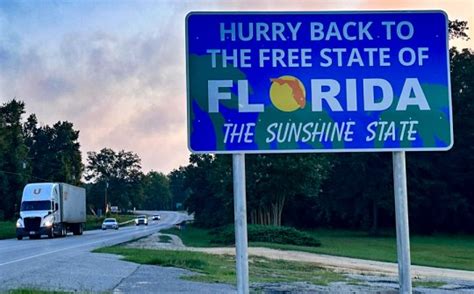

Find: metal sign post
392;151;412;293
232;153;249;294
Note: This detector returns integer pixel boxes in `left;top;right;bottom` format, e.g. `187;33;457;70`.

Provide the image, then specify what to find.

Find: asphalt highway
0;211;234;293
0;211;183;267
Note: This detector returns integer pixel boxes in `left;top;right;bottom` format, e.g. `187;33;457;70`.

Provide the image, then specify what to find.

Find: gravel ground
124;233;185;250
123;232;474;293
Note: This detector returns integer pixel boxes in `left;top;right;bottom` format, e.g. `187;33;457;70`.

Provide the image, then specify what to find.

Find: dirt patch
124;233;185;250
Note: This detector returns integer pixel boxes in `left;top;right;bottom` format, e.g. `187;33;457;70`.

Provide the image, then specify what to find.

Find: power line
0;170;50;182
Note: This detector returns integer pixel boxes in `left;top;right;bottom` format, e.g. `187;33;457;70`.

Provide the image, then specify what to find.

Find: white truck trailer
16;183;86;240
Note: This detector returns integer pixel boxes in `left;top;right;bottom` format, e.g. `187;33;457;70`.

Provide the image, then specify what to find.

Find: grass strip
413;280;447;289
0;221;16;240
94;246;348;285
159;235;172;243
163;227;216;247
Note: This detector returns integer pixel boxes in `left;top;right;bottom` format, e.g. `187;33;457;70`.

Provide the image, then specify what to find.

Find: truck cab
16;183;59;239
16;183;85;240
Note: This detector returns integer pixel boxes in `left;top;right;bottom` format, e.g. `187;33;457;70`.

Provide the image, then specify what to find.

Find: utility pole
104;180;109;215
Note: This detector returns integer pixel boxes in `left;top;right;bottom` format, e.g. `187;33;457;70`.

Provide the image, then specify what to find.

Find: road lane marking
0;225;166;266
0;212;182;248
0;223;150;250
0;213;184;267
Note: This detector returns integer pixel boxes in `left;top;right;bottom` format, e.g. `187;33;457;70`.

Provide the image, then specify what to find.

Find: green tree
182;154;234;227
181;153;332;228
85;148;144;211
318;153;394;233
246;154;332;226
142;171;172;210
24;116;83;184
0;100;30;220
169;166;191;210
401;22;474;234
406;47;474;233
449;20;470;41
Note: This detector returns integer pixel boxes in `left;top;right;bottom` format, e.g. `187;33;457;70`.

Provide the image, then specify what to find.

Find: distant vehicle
135;215;148;226
16;183;86;240
110;206;119;213
102;218;119;230
152;215;161;221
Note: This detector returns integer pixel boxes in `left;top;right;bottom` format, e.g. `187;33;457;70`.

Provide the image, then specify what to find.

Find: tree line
0;101;83;219
0;101;172;219
84;148;172;213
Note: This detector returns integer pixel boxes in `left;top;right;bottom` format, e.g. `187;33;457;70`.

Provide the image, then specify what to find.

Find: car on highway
102;218;119;230
135;215;148;226
152;215;161;221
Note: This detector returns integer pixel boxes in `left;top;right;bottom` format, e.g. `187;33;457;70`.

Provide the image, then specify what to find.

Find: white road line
0;226;136;251
0;212;184;267
0;223;169;267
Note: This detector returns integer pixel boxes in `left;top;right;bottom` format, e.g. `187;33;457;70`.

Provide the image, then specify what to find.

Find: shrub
210;224;321;247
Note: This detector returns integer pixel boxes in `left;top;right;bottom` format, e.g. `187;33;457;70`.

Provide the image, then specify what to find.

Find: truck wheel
53;226;60;237
17;236;23;240
48;228;54;238
73;224;83;235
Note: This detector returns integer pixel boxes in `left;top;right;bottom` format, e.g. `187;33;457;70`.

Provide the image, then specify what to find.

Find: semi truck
16;183;86;240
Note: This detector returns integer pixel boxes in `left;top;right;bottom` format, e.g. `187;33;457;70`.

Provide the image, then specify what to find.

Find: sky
0;0;472;174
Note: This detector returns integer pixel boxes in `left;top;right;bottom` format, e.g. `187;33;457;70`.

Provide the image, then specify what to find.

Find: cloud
0;18;189;173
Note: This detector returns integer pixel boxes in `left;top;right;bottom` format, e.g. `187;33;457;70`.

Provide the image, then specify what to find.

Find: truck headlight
16;218;24;228
42;216;54;227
